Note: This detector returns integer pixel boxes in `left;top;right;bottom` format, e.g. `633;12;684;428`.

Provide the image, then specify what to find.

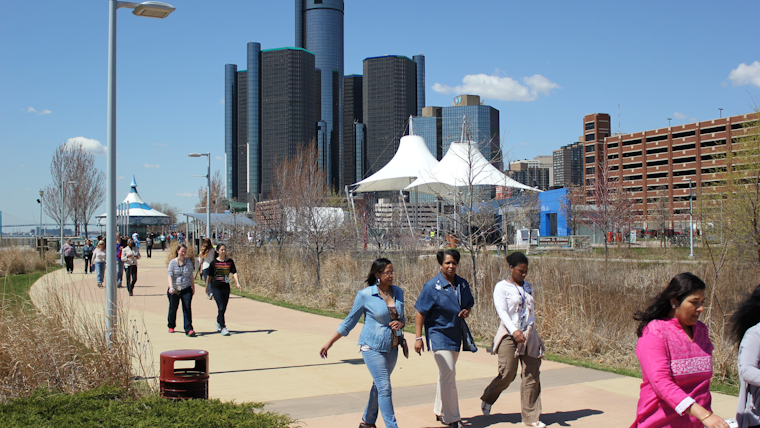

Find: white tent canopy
405;141;539;199
96;176;171;226
352;134;439;192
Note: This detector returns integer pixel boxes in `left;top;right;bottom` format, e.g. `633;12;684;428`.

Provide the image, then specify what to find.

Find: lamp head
132;1;175;19
39;190;44;196
188;153;202;158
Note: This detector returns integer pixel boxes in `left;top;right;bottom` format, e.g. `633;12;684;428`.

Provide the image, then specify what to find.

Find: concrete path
31;254;738;427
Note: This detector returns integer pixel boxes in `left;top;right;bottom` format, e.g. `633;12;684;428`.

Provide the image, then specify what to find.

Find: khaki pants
433;350;460;423
480;335;542;424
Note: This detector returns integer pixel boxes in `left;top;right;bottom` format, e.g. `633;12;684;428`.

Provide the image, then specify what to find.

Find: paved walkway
30;254;738;427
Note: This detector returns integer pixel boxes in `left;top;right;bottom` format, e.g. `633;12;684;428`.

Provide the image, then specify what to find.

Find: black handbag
461;318;478;353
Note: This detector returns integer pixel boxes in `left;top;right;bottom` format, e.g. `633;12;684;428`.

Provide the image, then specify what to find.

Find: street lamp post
188;153;211;240
37;190;44;257
682;177;694;258
105;0;175;344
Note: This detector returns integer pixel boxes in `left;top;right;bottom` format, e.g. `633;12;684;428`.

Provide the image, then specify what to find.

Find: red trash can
159;349;209;400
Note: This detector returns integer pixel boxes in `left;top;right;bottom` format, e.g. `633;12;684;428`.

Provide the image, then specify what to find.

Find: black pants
146;245;152;258
167;287;193;332
64;256;74;273
125;265;137;295
211;284;231;328
83;256;92;273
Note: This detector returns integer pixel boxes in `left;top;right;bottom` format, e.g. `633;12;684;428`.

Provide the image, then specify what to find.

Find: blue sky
2;0;759;232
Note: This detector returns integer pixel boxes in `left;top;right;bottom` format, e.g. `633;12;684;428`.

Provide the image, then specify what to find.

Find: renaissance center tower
295;0;344;189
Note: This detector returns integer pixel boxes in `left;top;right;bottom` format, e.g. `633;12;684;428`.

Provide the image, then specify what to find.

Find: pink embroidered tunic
631;318;714;428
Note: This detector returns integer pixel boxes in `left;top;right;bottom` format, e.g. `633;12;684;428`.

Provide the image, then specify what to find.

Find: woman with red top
206;244;241;336
631;272;729;428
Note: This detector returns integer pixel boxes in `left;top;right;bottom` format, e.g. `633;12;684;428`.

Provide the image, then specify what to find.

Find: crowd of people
58;235;760;427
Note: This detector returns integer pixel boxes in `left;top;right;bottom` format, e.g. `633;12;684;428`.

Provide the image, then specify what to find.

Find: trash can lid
160;349;208;359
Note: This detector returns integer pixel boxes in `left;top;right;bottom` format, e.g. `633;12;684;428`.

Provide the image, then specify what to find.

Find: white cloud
519;142;534;146
63;136;106;156
175;192;195;197
117;176;125;180
215;155;223;160
26;107;52;115
219;98;225;105
153;143;167;147
673;112;687;120
729;61;760;88
433;73;559;102
143;163;160;169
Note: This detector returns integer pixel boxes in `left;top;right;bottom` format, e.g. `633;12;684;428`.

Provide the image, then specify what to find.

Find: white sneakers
525;422;546;427
481;400;491;416
215;322;221;332
221;327;230;336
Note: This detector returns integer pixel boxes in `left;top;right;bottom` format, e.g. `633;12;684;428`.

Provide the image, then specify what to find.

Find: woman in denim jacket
320;258;406;428
414;249;474;428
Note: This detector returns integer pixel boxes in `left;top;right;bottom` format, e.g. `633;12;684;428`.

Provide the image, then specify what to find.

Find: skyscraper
343;74;363;186
260;47;317;199
553;142;583;188
411;106;442;160
362;55;417;177
296;0;344;189
441;95;501;169
224;42;261;207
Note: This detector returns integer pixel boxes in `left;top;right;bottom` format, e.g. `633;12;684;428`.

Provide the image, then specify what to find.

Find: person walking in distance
92;240;107;288
195;239;216;300
145;234;153;258
121;238;140;296
82;239;94;274
206;244;241;336
61;238;77;274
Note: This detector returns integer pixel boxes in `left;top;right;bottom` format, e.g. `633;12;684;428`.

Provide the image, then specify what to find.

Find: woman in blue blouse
414;249;474;428
320;258;407;428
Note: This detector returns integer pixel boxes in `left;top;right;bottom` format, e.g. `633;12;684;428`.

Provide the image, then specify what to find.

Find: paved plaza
30;254;738;427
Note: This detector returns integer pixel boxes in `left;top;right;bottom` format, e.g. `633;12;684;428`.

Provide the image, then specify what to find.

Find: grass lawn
0;386;294;428
0;268;58;310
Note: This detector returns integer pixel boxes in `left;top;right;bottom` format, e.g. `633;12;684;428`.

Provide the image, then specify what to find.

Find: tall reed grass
0;247;57;276
237;245;758;388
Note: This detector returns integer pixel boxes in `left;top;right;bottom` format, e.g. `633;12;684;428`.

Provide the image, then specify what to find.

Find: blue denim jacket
337;285;405;353
414;272;474;352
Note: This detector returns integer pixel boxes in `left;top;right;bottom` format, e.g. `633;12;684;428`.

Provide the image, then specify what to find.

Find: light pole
188;153;211;240
105;0;175;344
667;118;672;127
37;190;44;257
682;177;694;258
719;108;723;118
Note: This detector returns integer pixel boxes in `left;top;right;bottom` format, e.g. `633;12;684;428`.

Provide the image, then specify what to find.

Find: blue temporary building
539;188;570;236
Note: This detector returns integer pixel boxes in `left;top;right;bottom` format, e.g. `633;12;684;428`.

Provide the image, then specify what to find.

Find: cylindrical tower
297;0;344;189
224;63;238;201
414;54;425;117
246;42;261;203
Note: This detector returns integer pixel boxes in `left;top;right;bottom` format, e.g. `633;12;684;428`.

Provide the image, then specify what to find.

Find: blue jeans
211;284;230;328
361;348;399;428
167;287;194;332
95;262;105;284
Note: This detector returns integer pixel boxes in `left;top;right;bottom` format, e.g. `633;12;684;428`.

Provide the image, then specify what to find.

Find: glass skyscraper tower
295;0;344;189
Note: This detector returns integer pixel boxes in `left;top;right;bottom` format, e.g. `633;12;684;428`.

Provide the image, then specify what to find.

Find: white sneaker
215;322;221;332
481;400;491;416
221;327;230;336
524;422;546;427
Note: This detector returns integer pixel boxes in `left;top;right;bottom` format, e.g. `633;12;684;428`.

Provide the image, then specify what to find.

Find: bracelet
415;337;423;341
700;412;712;422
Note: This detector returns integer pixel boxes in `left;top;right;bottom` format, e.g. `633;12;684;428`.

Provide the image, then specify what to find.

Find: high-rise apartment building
362;55;418;177
553;142;584;188
296;0;344;189
343;74;363;187
441;95;501;169
508;159;551;190
260;47;317;199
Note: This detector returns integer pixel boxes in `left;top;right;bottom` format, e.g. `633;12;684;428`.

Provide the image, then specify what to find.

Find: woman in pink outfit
631;272;729;428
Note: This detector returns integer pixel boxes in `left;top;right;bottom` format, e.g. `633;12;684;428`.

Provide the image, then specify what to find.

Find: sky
2;0;760;233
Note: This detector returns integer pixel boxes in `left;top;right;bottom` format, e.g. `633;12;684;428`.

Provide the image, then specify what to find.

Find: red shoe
186;330;196;337
168;328;174;333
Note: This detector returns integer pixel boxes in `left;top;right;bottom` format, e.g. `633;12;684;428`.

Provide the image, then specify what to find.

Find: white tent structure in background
405;140;539;199
352;124;439;192
96;176;171;226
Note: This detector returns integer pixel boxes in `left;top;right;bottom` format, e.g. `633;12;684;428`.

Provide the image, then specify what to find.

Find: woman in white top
92;240;107;288
121;238;140;296
480;252;546;427
195;239;216;300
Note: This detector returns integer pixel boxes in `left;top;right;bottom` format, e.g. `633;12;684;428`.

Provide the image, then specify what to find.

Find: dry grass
237;245;757;388
0;247;57;276
0;274;150;402
164;241;196;265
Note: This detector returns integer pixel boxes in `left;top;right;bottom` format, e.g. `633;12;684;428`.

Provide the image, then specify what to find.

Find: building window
586;144;595;152
585;133;595;141
608;142;619;149
586;155;595;164
585;122;595;130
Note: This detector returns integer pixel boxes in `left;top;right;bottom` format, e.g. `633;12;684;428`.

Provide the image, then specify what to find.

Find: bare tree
148;202;179;225
42;143;104;236
271;143;351;285
194;170;228;214
581;157;636;262
648;185;671;247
